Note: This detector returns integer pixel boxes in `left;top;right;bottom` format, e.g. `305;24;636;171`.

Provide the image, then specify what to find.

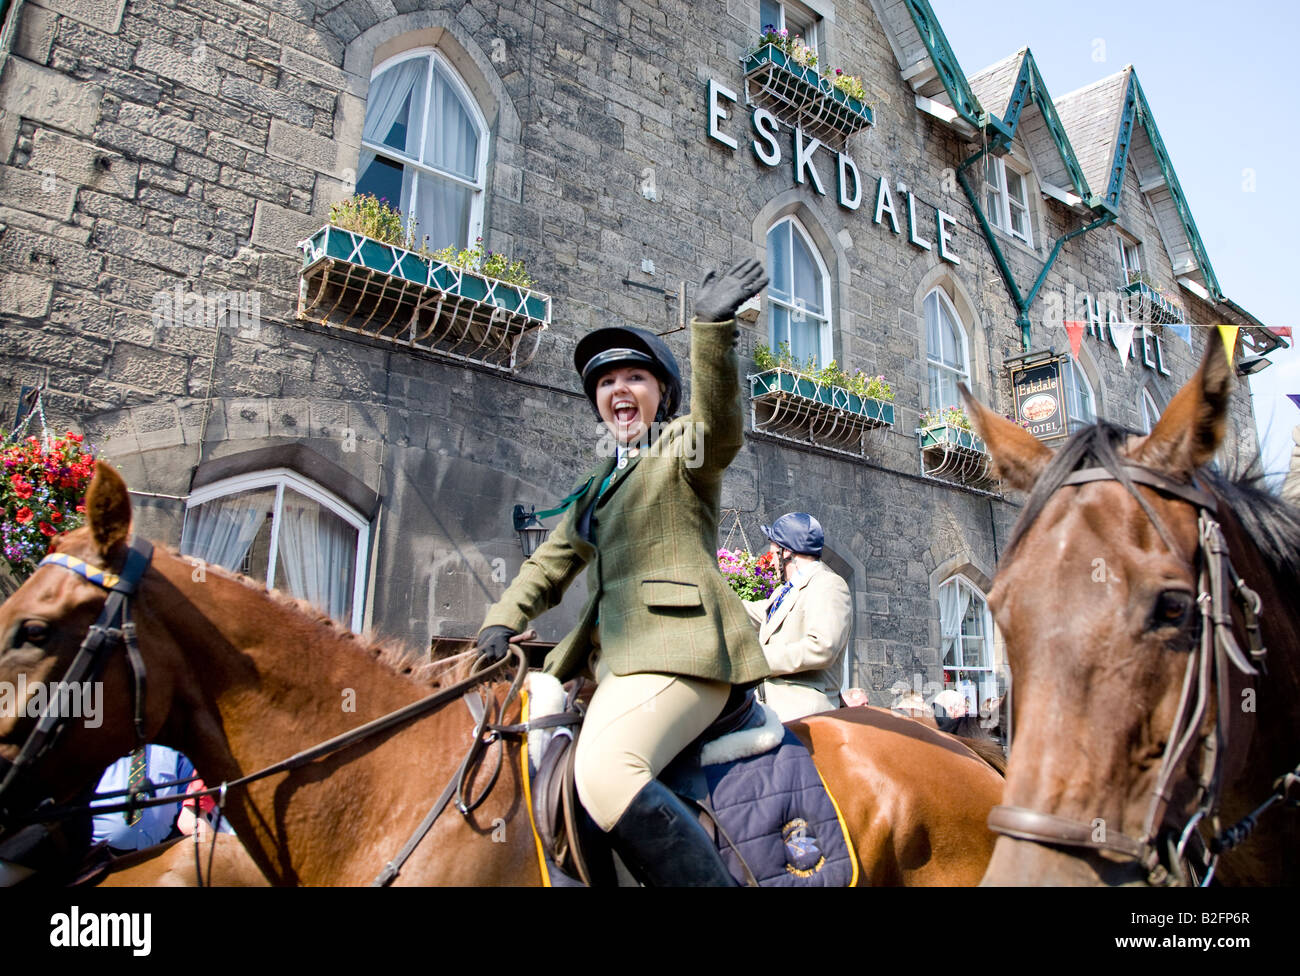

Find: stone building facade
0;0;1282;708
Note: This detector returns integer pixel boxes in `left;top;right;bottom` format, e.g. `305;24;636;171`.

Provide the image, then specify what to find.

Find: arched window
356;49;488;251
1140;387;1162;434
766;216;831;367
1062;357;1095;430
938;575;995;714
180;470;371;633
924;288;969;412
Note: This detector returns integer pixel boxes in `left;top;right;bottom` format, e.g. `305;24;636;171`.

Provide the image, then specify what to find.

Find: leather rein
0;540;528;886
985;463;1288;886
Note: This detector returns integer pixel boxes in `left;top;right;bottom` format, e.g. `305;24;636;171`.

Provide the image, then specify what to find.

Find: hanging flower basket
297;225;551;374
742;42;873;147
1;430;98;582
750;367;894;457
717;547;780;602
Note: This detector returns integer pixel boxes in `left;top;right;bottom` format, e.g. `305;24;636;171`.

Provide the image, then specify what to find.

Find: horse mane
166;548;472;688
1201;459;1300;583
1003;422;1300;588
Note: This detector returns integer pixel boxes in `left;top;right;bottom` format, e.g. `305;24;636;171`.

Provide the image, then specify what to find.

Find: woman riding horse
476;259;770;886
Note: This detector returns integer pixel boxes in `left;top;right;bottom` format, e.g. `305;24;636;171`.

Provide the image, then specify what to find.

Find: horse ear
1133;337;1232;474
84;461;133;556
959;383;1052;493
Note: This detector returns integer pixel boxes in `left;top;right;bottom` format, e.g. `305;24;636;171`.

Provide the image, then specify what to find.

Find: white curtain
415;60;478;250
358;58;426;230
939;579;971;669
180;488;273;571
273;490;357;625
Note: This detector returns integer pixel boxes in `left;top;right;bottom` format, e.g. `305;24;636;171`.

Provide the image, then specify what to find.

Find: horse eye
1150;591;1194;631
19;620;49;645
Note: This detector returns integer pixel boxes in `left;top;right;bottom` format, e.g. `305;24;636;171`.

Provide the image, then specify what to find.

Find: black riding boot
608;779;736;887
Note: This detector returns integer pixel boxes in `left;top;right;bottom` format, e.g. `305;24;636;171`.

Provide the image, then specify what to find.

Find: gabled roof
868;0;1260;322
868;0;1009;139
1052;70;1130;211
1055;67;1221;298
969;48;1093;206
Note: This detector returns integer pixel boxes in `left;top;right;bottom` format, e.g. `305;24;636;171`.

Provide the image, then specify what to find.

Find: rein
987;462;1275;885
0;537;155;820
1;544;530;886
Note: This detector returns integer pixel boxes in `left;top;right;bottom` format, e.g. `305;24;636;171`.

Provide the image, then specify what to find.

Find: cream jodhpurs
573;651;730;832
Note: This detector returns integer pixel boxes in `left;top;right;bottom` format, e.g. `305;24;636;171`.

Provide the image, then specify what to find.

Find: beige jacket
744;560;851;721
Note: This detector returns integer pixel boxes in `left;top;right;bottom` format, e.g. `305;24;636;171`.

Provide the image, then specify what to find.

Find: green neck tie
125;746;147;826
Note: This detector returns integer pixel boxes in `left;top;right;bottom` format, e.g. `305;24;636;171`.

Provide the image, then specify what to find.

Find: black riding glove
693;258;769;323
476;625;517;662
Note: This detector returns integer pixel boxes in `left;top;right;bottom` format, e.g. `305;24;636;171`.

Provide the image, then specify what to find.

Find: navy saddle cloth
663;704;856;887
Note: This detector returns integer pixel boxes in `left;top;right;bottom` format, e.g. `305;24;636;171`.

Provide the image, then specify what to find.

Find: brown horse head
963;341;1300;885
0;463;173;821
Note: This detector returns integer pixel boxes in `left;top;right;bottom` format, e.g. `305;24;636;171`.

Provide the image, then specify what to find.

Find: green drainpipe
957;148;1114;352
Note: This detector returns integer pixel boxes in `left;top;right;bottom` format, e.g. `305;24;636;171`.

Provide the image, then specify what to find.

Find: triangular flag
1111;320;1138;367
1273;326;1292;338
1217;325;1239;365
1288;393;1300;412
1168;323;1192;346
1064;320;1084;359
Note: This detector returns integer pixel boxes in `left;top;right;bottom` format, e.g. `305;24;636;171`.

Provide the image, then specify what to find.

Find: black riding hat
574;326;682;420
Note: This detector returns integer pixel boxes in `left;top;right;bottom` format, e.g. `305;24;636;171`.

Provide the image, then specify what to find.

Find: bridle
0;536;156;820
0;540;530;886
986;462;1280;886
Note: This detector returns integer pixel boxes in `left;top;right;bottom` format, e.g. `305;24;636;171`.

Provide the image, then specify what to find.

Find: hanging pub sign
1010;357;1067;440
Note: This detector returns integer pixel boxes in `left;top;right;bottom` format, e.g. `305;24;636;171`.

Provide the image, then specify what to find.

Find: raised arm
683;259;767;486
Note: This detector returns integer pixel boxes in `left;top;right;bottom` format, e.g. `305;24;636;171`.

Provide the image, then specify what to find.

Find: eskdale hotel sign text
707;80;963;265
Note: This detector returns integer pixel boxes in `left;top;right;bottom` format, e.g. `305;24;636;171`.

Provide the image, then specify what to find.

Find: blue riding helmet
761;512;824;557
574;326;682;421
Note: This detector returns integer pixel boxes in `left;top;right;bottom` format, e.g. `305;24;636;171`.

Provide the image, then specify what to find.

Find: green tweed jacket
481;318;770;685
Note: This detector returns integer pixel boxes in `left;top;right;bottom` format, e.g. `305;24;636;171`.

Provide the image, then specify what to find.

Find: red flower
49;509;62;522
38;522;57;537
75;503;86;513
11;475;33;500
15;506;33;524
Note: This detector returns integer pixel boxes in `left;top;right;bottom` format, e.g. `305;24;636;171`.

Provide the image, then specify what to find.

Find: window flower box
1122;279;1182;326
749;366;893;457
917;423;998;491
297;225;551;373
742;43;873;148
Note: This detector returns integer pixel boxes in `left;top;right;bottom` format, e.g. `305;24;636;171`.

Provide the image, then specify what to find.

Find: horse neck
142;551;448;784
136;552;540;885
1216;505;1300;874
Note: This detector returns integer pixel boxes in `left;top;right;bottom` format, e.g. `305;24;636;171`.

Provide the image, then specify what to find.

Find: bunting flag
1288;394;1300;412
1063;320;1084;359
1111;320;1138;367
1168;323;1192;346
1273;327;1292;338
1217;325;1240;365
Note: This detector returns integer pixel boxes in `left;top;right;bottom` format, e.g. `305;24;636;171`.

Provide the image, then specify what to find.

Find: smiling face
594;365;662;445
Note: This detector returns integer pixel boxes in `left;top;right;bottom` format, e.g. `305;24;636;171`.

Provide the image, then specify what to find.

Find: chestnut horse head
0;464;539;885
964;341;1300;886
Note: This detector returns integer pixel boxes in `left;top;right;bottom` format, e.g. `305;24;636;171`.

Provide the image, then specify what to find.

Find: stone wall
0;0;1262;701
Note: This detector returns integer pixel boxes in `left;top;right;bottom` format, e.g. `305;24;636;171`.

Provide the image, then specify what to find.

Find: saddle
526;675;853;886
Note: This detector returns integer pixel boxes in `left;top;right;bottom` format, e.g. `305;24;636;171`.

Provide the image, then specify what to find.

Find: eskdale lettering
707;80;961;265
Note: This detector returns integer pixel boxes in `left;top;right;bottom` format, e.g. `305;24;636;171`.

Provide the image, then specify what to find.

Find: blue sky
927;0;1298;483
